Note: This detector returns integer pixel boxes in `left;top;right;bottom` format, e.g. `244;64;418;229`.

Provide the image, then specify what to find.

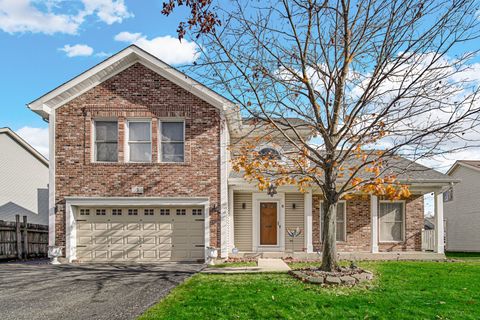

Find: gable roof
447;160;480;175
27;45;242;131
0;128;48;167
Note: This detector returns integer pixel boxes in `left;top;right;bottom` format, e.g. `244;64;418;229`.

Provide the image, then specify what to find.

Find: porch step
257;258;291;271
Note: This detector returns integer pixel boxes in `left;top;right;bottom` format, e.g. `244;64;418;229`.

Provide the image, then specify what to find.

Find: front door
260;202;278;245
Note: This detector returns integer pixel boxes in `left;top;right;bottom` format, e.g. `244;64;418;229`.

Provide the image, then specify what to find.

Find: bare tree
163;0;480;271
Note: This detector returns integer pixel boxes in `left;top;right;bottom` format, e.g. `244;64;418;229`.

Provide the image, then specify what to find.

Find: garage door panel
158;223;172;230
94;236;108;244
111;250;124;259
127;236;140;244
94;223;108;230
78;222;93;231
111;223;124;231
127;223;140;230
78;236;92;245
143;236;156;244
110;236;123;244
94;251;109;259
126;250;141;259
142;250;157;259
143;223;156;230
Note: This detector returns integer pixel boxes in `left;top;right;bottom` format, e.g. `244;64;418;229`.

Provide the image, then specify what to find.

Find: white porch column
228;188;235;254
370;195;379;253
304;192;313;253
434;192;445;254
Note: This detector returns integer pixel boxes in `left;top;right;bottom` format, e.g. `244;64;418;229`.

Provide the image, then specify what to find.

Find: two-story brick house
28;46;453;263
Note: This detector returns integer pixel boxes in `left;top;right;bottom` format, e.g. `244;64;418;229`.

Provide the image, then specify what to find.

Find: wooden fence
0;215;48;260
422;229;435;251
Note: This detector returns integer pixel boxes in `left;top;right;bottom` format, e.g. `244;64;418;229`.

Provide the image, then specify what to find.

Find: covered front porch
224;180;448;259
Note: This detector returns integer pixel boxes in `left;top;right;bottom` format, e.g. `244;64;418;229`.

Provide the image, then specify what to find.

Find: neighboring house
0;128;49;225
444;160;480;252
28;45;454;263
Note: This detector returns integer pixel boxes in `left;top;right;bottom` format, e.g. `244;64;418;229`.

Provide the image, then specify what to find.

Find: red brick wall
313;194;423;252
54;63;221;248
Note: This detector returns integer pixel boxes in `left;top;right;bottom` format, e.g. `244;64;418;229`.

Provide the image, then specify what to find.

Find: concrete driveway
0;262;203;320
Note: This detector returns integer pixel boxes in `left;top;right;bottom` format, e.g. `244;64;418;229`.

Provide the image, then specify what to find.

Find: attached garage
73;206;206;263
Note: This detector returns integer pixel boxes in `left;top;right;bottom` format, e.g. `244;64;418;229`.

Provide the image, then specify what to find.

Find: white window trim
378;200;406;243
93;119;119;163
125;119;152;163
319;200;347;243
158;119;186;163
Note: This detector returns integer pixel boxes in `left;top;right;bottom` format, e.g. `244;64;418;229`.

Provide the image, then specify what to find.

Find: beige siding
234;192;253;251
445;165;480;252
285;193;305;252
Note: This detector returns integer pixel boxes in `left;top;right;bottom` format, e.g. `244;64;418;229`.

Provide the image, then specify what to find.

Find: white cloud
81;0;133;25
114;32;200;65
0;0;132;35
15;126;49;158
59;44;94;57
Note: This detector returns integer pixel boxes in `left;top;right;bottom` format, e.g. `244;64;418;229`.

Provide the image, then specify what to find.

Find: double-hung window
378;201;404;242
320;201;346;242
160;121;185;162
94;121;118;162
127;120;152;162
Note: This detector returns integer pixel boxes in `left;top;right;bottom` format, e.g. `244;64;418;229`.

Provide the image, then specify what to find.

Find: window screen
128;121;151;162
95;121;118;162
161;122;184;162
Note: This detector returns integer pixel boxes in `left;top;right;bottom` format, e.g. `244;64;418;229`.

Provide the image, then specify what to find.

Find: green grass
208;261;257;268
139;261;480;319
446;251;480;261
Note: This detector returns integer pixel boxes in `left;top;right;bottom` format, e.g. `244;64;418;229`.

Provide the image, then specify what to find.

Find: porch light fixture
242;203;246;209
267;183;277;197
292;203;296;209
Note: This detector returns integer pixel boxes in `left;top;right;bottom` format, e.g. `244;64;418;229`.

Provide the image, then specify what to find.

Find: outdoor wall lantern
292;203;296;209
242;203;246;209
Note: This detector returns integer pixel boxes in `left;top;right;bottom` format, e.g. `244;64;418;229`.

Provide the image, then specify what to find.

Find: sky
0;1;479;216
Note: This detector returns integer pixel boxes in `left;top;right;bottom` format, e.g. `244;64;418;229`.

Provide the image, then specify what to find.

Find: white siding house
0;128;49;225
444;161;480;252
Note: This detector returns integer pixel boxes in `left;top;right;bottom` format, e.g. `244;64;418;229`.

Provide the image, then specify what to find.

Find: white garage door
75;207;205;262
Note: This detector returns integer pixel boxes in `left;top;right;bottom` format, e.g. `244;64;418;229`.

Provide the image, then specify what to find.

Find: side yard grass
139;261;480;319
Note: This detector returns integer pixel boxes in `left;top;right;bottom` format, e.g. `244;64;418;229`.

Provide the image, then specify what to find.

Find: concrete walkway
203;258;290;274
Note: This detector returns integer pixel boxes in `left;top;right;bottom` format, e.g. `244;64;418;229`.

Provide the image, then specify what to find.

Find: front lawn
139;261;480;319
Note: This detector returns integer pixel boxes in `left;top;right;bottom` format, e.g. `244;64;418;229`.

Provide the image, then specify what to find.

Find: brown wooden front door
260;202;277;245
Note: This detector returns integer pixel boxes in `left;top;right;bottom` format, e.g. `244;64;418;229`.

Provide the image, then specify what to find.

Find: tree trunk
321;201;338;271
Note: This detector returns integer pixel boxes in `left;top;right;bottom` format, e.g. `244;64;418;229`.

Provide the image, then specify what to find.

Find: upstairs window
94;121;118;162
127;121;152;162
259;147;281;160
160;121;184;162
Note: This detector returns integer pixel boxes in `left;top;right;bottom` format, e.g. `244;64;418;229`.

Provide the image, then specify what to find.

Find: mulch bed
290;266;374;286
